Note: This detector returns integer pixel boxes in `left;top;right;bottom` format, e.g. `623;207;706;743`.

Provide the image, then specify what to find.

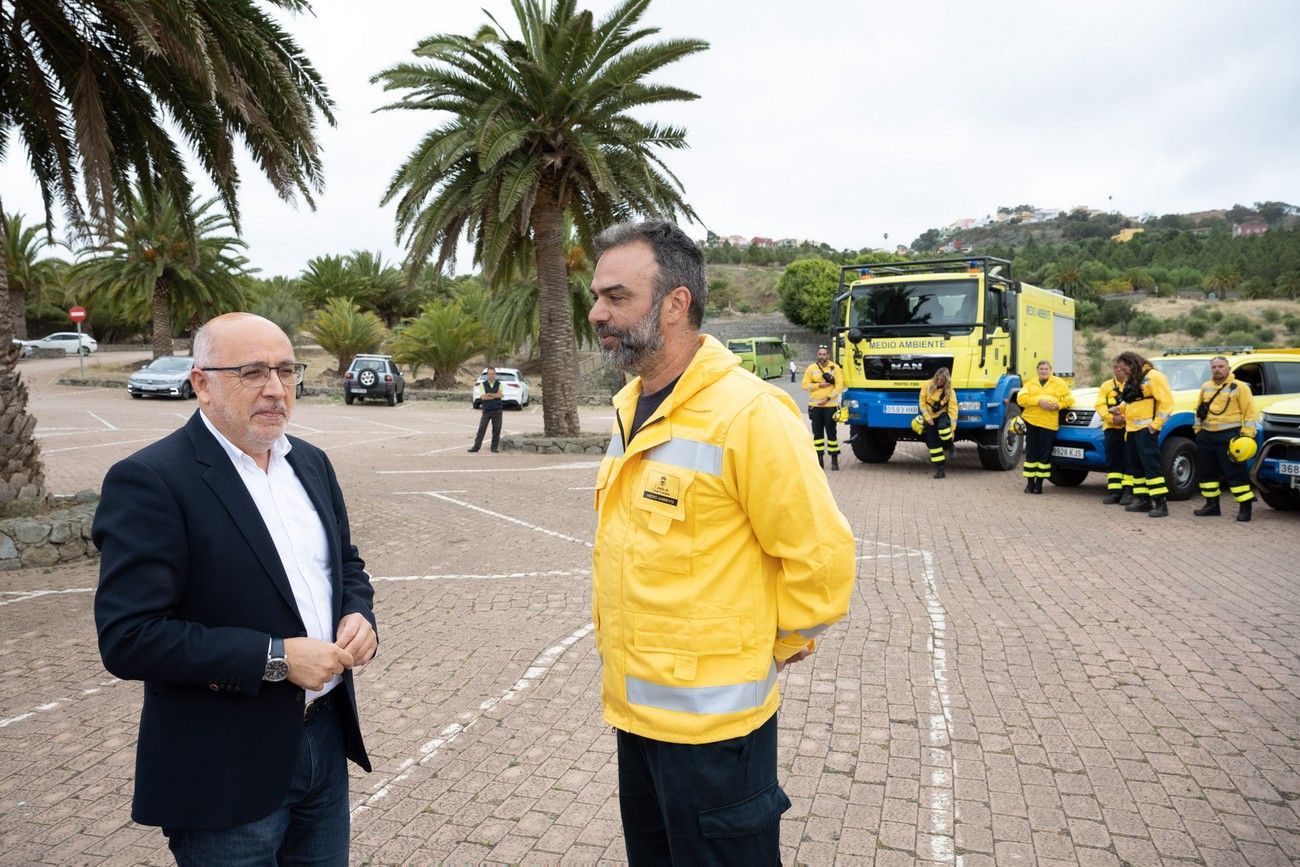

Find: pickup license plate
1052;446;1084;460
1278;460;1300;477
350;388;367;394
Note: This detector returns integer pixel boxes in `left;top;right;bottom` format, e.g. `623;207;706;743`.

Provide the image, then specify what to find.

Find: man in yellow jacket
588;221;855;864
1015;360;1074;494
1115;350;1175;517
801;346;845;470
1095;362;1130;505
1193;356;1260;522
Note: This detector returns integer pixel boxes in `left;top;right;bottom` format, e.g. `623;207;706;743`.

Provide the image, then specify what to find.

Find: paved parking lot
1;355;1298;865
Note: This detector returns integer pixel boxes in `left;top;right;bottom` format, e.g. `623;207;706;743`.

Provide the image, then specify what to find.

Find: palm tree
74;195;252;358
373;0;706;436
0;0;333;505
305;298;387;374
386;301;492;387
2;213;60;340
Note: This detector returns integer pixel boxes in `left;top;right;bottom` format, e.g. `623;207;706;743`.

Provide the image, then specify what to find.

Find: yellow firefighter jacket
1094;376;1126;431
918;383;958;424
801;361;843;407
593;335;855;744
1193;374;1259;436
1122;364;1174;433
1016;375;1075;431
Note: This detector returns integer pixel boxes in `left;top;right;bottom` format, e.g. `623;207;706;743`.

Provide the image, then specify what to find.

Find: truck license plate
351;388;367;394
1278;460;1300;477
1052;446;1084;459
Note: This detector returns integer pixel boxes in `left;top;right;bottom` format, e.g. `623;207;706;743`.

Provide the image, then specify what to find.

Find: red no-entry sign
69;306;87;323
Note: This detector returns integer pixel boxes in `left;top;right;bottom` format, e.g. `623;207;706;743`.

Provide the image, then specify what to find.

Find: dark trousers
1103;428;1128;492
617;713;790;866
165;698;348;866
1125;427;1166;497
1022;422;1055;479
1196;429;1254;503
809;407;839;455
924;417;952;465
473;407;503;450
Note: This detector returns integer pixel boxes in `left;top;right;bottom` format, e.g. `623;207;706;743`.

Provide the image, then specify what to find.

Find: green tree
2;214;61;340
305;298;386;374
1202;265;1243;298
1275;272;1300;300
249;277;308;341
372;0;707;436
1168;266;1203;290
298;255;364;308
386;301;492;386
777;259;840;330
74;195;252;358
1184;319;1210;339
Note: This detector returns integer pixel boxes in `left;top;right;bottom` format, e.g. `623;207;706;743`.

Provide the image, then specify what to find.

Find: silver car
128;356;197;400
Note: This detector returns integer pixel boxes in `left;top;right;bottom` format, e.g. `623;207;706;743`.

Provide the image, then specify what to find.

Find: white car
24;331;98;356
472;368;530;409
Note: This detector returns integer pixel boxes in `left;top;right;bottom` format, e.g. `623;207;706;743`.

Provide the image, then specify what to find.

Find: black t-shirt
628;375;681;443
480;379;503;411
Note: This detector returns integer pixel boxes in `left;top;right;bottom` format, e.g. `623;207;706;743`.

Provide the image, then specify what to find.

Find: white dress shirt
199;411;338;700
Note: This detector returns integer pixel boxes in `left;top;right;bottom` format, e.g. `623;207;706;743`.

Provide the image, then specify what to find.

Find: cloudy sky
3;0;1298;277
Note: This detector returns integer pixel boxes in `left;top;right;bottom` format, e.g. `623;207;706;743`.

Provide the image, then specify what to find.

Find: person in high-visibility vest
918;367;958;479
1015;360;1074;494
1192;355;1260;522
1115;350;1175;518
1095;361;1131;504
801;346;844;470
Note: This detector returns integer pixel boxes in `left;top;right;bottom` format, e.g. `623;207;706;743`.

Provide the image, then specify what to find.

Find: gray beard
599;305;664;374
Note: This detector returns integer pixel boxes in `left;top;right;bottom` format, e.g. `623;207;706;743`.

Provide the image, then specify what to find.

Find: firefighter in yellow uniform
1115;350;1175;517
919;367;958;479
1095;362;1130;505
801;346;844;470
1192;356;1260;522
1015;360;1074;494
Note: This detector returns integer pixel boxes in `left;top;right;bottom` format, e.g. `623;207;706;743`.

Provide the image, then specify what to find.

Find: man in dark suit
94;313;378;865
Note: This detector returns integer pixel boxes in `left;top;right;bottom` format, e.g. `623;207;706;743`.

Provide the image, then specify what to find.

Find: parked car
1251;395;1300;511
1051;347;1300;499
127;356;197;399
23;331;97;355
343;354;405;406
472;368;530;409
11;339;32;358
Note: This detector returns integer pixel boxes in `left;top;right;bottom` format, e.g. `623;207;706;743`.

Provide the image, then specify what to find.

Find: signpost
69;306;87;378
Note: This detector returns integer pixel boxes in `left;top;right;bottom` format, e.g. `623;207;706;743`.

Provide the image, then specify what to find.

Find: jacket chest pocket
630;461;695;574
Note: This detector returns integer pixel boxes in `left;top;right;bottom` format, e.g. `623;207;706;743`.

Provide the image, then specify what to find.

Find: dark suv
344;354;405;406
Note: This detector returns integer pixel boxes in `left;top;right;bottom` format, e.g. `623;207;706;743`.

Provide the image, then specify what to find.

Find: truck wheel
1049;466;1088;487
1260;488;1300;511
978;411;1024;470
1159;436;1197;501
849;426;896;463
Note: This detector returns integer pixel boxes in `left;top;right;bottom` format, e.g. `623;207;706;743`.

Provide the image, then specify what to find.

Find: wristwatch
264;637;289;682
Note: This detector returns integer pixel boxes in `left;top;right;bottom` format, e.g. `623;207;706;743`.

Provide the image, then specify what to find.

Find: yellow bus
726;336;789;380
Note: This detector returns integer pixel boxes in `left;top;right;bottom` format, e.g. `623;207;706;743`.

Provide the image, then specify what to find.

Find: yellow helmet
1009;415;1027;436
833;405;848;423
1227;435;1257;463
910;415;925;436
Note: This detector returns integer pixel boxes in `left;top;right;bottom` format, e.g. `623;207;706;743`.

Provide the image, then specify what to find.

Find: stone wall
500;434;610;455
0;492;99;571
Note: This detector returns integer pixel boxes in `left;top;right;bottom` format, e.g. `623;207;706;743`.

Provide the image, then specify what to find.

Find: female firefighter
1016;360;1074;494
1114;350;1175;518
919;367;958;478
1095;360;1130;504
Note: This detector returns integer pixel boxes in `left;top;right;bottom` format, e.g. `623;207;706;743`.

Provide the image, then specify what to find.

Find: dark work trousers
924;418;952;465
1196;429;1254;503
472;407;503;451
616;713;791;866
808;407;839;456
1103;428;1127;492
1125;428;1166;497
1022;422;1056;480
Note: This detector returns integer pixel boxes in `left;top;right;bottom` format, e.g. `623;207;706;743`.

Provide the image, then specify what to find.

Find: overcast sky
3;0;1298;277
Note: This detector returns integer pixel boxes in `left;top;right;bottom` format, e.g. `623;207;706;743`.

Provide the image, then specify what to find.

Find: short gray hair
594;220;707;328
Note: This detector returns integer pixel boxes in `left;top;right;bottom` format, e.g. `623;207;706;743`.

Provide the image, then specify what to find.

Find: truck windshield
850;280;979;331
1151;358;1210;391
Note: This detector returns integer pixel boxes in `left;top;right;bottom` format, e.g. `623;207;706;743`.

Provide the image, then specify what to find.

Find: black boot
830;454;839;471
1024;479;1034;494
1118;489;1134;506
1125;496;1152;513
933;465;945;479
1236;501;1252;523
817;453;824;469
1148;496;1168;518
1193;498;1221;517
1033;478;1045;494
1101;491;1122;504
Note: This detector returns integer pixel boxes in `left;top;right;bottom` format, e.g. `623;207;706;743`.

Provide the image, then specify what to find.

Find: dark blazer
93;411;376;830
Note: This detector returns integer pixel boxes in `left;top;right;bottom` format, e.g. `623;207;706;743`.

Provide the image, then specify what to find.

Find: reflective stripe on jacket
1094;377;1125;430
1122;365;1174;432
593;335;855;744
801;361;843;407
1193;374;1258;435
918;383;958;424
1016;375;1074;431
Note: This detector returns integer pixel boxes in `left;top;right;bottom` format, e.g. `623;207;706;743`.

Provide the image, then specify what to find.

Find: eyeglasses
200;362;307;389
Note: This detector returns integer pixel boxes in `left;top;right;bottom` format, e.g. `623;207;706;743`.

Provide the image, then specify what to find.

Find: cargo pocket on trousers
698;780;792;839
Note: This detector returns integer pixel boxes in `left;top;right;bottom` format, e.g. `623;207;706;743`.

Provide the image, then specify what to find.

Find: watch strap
270;637;285;661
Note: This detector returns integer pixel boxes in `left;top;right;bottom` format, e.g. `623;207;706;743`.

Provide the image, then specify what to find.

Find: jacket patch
643;472;681;507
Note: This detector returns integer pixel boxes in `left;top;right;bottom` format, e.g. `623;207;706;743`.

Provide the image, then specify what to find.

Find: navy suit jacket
93;411;376;829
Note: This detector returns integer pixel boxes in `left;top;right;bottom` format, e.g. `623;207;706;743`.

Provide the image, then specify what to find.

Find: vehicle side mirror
848;328;863;343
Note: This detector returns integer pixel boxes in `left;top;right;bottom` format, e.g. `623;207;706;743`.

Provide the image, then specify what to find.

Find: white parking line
379;461;600;475
405;491;593;548
320;432;415;452
0;588;94;607
373;570;588;582
86;411;118;430
0;678;121;729
43;436;161;454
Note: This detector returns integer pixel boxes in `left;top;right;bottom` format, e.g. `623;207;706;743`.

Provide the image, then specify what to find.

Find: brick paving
0;355;1297;865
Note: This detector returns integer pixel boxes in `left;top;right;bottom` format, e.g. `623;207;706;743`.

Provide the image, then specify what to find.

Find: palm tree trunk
7;291;26;341
0;195;46;509
152;275;174;358
532;185;581;437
